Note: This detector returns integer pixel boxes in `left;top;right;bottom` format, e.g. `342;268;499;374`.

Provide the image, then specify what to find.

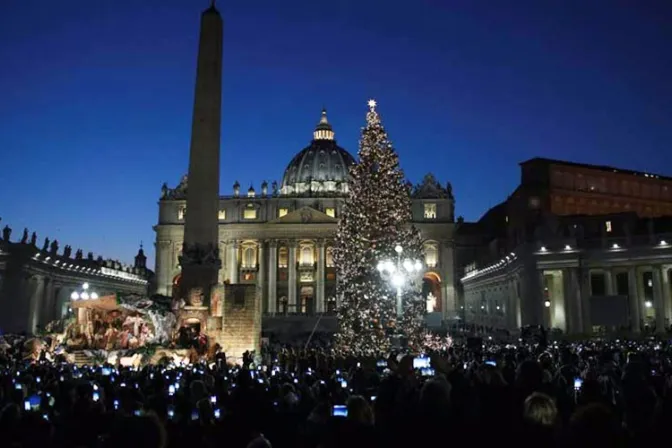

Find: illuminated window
218;209;226;220
243;205;257;220
424;203;437;219
605;221;612;232
177;206;186;220
424;243;439;268
278;208;288;218
278;247;288;268
300;245;314;265
325;207;336;218
326;247;334;267
505;216;509;223
242;247;256;268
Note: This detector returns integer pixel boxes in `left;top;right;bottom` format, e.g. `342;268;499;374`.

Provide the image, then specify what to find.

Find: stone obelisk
179;1;223;304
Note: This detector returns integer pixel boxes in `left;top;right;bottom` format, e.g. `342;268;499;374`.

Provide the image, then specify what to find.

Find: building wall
155;195;457;320
0;242;150;334
461;230;672;334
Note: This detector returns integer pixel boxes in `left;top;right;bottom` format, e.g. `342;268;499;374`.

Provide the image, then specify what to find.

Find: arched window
423;242;439;268
242;247;256;268
278;247;288;268
301;245;314;265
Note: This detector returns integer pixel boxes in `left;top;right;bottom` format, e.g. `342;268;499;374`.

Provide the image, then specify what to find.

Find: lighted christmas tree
333;99;426;355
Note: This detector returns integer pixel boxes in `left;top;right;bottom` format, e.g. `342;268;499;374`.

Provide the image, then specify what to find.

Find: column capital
287;239;298;248
157;240;171;248
265;239;278;248
316;238;327;248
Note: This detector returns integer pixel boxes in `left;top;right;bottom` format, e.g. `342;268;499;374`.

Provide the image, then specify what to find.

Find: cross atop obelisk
179;2;223;302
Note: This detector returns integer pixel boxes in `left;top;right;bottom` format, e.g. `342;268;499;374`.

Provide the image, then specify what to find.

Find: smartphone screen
574;378;583;390
333;405;348;417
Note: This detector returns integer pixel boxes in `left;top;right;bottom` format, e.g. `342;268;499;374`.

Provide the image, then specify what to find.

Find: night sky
1;0;670;269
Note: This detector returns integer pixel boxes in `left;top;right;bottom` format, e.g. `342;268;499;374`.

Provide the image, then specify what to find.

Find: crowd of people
1;332;671;448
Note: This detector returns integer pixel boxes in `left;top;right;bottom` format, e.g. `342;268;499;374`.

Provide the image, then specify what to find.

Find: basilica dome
280;109;355;196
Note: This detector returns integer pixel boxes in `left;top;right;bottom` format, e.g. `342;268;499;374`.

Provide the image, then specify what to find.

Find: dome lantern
280;108;355;196
313;108;335;141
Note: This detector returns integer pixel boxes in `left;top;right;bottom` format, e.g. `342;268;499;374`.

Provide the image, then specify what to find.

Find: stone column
257;241;266;311
605;269;614;296
652;266;666;333
267;240;278;313
288;240;298;312
40;278;55;326
26;276;44;334
155;240;172;296
627;268;641;333
662;266;672;324
563;268;583;334
228;240;239;283
316;239;326;313
579;270;592;333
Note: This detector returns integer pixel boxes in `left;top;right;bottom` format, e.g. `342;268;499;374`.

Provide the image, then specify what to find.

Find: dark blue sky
1;0;670;269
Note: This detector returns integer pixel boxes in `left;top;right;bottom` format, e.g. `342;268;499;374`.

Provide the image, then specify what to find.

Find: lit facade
154;111;457;331
459;164;672;334
0;231;151;334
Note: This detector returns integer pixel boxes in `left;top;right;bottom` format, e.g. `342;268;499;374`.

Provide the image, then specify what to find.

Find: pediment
271;206;336;224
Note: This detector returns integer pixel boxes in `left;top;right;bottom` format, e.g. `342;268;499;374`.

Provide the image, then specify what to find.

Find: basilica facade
154;110;457;327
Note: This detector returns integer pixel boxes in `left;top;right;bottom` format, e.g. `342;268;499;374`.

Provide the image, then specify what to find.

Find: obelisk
179;1;223;303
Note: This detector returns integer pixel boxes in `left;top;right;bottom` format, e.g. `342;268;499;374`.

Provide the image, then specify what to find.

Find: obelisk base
211;284;262;365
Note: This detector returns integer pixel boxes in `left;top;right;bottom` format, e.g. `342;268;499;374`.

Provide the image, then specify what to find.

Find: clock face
529;197;540;208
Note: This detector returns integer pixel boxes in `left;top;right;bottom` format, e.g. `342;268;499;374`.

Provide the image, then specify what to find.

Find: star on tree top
367;99;377;111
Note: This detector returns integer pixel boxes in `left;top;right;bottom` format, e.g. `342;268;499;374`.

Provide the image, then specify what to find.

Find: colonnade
464;264;672;334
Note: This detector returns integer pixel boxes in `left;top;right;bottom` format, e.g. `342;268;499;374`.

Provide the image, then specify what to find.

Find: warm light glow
391;273;405;288
367;99;377;110
605;221;612;232
414;260;422;271
612;243;620;249
403;259;413;272
564;245;571;250
81;292;90;300
70;291;79;300
645;300;653;308
243;208;257;220
82;283;89;290
325;207;336;218
395;245;403;254
90;292;99;300
661;240;668;246
423;203;437;219
377;261;385;272
540;246;547;252
544;300;551;308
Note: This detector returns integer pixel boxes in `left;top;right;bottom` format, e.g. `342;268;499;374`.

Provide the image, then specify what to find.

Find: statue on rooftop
63;245;72;258
20;228;28;244
49;240;59;255
2;225;11;242
42;237;50;252
271;181;278;196
161;183;169;199
30;232;37;246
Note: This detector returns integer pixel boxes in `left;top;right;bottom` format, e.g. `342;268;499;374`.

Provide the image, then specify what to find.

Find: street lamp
377;244;423;317
70;282;99;301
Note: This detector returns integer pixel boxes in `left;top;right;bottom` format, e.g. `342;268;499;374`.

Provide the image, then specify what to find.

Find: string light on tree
333;99;427;355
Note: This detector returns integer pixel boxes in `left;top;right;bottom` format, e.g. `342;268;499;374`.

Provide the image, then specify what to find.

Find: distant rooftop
519;157;672;182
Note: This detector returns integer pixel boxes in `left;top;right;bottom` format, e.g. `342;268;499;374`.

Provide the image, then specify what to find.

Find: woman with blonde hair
521;392;559;446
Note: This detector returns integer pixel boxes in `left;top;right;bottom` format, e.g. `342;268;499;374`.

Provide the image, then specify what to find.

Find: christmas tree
333;99;426;355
